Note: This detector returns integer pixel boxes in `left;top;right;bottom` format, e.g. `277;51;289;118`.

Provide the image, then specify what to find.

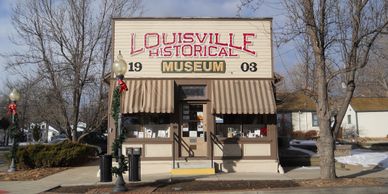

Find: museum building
107;18;279;175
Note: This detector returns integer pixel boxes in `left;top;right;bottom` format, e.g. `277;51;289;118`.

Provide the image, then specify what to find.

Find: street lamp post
8;89;20;173
112;51;128;192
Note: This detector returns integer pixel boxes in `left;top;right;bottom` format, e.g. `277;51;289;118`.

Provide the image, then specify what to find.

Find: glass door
180;103;207;157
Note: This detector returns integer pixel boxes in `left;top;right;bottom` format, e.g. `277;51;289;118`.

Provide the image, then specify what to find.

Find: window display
215;115;269;138
122;114;172;139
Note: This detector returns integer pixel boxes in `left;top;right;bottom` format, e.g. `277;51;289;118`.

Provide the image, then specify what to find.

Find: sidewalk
1;164;388;194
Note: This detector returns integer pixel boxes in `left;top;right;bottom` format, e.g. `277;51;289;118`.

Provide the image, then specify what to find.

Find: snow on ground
289;140;388;169
336;149;388;168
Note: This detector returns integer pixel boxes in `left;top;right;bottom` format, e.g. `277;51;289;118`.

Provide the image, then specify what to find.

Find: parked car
80;132;107;154
49;134;68;144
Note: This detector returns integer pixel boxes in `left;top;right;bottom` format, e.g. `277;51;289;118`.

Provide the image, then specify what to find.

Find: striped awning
212;80;276;114
122;80;174;113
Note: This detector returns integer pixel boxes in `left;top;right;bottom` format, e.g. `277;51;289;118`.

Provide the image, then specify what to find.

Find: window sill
213;137;272;143
123;138;173;143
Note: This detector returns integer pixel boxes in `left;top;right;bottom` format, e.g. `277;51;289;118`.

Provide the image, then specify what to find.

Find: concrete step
171;168;215;175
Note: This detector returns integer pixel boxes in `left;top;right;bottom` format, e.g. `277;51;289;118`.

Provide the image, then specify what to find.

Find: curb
194;185;388;194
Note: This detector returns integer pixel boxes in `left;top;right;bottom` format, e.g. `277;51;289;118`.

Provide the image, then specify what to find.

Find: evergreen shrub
16;142;96;169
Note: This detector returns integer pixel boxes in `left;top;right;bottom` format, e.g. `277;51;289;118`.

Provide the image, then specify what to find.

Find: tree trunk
318;119;336;179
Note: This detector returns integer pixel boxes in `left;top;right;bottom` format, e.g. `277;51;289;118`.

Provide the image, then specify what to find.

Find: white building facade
341;98;388;138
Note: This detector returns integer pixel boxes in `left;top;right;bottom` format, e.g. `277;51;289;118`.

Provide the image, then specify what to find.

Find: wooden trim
141;157;173;161
115;78;275;81
175;79;210;85
216;138;272;144
112;17;273;21
270;20;274;79
140;156;274;160
268;124;278;160
123;139;173;143
214;156;273;160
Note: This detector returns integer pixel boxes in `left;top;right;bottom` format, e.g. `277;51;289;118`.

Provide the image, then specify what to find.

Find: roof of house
276;92;316;112
277;93;388;112
350;98;388;112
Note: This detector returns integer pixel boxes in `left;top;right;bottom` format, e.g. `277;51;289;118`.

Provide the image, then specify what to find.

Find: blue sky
0;0;297;91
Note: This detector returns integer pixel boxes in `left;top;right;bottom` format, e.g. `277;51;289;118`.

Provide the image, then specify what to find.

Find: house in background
342;98;388;138
277;92;319;137
277;92;388;138
29;122;60;142
71;121;87;132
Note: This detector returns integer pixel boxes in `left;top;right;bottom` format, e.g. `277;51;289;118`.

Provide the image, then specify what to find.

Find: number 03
241;62;257;72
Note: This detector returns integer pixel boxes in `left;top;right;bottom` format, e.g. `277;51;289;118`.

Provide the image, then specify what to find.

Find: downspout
305;112;308;131
355;111;359;137
298;111;301;131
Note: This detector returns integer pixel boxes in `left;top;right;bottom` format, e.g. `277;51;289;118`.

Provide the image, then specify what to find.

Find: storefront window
122;114;172;138
215;115;268;138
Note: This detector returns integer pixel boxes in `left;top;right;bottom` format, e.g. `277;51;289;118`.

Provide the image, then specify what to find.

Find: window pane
312;113;319;127
180;85;206;98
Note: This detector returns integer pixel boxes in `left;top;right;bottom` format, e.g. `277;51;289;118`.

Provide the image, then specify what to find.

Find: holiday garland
8;106;22;163
111;86;128;176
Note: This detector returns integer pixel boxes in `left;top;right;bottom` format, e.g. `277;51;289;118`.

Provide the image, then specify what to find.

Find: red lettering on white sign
129;32;257;57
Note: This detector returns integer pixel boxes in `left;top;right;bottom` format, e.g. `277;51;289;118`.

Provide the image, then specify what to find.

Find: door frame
175;80;214;159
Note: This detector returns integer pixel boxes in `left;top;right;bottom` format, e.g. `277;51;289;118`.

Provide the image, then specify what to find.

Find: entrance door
180;103;207;157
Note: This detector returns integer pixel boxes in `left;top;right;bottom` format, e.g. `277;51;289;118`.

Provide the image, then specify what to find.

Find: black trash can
128;148;141;181
100;154;112;182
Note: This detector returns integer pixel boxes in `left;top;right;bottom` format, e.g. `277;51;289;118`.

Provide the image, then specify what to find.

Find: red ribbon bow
7;102;17;116
118;79;128;93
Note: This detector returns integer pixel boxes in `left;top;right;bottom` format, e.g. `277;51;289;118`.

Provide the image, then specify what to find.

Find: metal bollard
128;148;141;181
100;154;112;182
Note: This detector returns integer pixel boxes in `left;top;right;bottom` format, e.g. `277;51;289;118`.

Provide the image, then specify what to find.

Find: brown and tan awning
122;80;174;113
212;80;276;114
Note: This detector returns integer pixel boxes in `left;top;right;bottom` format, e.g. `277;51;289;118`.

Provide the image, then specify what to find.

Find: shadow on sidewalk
340;166;385;178
340;157;388;178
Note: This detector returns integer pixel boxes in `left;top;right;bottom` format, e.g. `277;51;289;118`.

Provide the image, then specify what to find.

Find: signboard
113;18;273;78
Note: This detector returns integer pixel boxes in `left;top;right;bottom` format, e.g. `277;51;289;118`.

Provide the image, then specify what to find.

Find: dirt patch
156;178;386;192
46;182;160;194
0;167;69;181
45;178;388;193
356;137;388;143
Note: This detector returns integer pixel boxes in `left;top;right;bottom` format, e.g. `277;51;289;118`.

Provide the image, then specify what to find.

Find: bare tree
282;0;388;179
4;0;143;142
238;0;388;179
356;35;388;97
236;0;264;17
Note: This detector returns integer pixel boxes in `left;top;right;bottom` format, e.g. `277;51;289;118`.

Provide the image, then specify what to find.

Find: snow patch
336;149;388;168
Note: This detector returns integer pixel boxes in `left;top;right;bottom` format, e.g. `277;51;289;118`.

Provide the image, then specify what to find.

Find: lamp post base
8;158;16;172
113;173;127;192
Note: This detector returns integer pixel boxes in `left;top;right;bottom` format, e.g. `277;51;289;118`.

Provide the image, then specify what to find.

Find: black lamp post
8;88;20;173
112;51;128;192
